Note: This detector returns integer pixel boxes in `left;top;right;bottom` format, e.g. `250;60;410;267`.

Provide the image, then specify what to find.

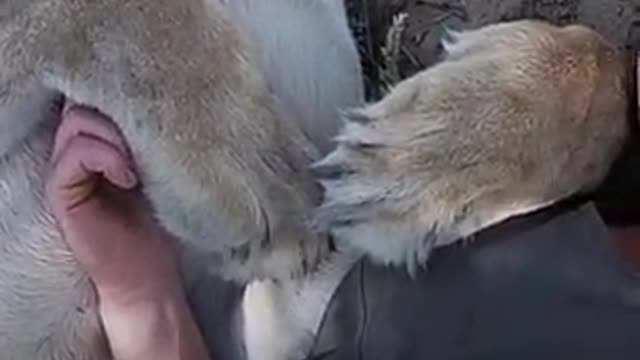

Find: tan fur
0;0;328;283
313;20;629;273
0;0;363;359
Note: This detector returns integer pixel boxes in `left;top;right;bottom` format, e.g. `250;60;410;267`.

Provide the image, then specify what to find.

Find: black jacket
190;203;640;360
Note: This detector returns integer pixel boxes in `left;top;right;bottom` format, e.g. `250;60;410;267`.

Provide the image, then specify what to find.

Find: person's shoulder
311;202;640;360
472;201;611;257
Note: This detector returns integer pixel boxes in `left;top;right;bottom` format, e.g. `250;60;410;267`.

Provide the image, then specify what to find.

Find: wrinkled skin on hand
45;101;209;360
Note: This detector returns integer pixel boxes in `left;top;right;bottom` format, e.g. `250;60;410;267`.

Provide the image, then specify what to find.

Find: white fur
0;0;364;359
0;109;106;360
439;25;461;55
224;0;364;154
242;250;359;360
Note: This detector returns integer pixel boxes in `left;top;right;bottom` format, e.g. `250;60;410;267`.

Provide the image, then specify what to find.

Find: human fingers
46;134;138;214
51;101;132;165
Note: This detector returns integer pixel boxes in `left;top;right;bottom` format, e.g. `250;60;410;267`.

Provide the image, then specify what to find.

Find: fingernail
62;99;77;116
123;168;138;187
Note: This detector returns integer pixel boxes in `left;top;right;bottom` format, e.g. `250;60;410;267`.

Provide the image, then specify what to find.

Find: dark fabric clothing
188;203;640;360
186;265;246;360
310;203;640;360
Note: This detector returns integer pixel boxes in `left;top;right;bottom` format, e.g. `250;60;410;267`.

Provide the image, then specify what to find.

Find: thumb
46;133;138;216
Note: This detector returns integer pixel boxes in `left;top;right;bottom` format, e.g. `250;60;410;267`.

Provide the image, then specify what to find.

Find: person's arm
45;101;210;360
100;290;210;360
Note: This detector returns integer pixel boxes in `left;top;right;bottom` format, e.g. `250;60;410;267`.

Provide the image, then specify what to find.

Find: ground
345;0;640;225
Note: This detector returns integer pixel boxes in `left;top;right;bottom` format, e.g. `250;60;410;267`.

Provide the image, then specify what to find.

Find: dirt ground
345;0;640;225
347;0;640;98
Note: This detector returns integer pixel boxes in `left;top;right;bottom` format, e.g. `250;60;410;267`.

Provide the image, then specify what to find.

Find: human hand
45;100;210;360
45;100;182;304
